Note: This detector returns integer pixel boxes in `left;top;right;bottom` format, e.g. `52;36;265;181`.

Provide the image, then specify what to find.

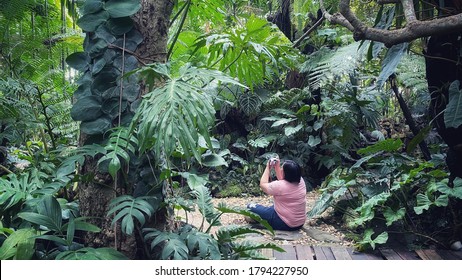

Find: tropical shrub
309;138;462;250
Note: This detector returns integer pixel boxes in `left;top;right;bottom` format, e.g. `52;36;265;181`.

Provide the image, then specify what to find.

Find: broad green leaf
77;10;109;32
271;118;296;127
248;137;270;148
186;231;221;260
162;238;189;260
383;207;405;226
105;0;141;18
376;42;408;88
70;96;103;122
105;17;134;36
190;185;220;228
66;52;90;71
359;229;388;250
414;193;432;214
444;80;462;129
406;125;432;154
307;135;321;147
80;116;112;135
82;0;104;14
0;229;36;260
107;195;155;235
307;192;332;217
284;124;303;136
349;152;381;171
202;153;228;167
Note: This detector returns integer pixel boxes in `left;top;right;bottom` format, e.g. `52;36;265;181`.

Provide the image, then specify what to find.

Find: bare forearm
275;165;283;180
260;165;270;186
259;163;271;194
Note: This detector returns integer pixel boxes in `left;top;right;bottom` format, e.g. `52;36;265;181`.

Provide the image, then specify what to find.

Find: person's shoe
244;216;257;224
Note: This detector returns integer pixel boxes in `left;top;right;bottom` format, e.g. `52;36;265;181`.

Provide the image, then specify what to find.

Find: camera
269;158;278;166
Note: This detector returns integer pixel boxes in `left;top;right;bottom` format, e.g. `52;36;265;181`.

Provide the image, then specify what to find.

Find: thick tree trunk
134;0;173;65
79;0;174;259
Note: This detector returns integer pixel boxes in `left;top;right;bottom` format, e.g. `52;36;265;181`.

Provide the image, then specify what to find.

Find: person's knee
247;203;257;209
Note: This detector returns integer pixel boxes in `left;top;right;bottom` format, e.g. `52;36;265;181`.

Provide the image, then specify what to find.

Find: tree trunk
78;0;173;259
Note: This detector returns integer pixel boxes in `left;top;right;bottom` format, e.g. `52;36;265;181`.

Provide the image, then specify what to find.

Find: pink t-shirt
267;178;307;227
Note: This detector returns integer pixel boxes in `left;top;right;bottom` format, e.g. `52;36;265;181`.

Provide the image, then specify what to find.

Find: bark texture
79;0;174;259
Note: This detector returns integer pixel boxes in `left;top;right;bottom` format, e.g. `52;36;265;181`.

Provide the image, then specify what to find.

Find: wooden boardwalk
261;245;462;260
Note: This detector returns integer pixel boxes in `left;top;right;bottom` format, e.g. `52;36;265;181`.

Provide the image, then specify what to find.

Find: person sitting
247;157;306;231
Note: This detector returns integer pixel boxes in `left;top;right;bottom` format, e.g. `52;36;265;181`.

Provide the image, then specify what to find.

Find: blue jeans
247;204;302;231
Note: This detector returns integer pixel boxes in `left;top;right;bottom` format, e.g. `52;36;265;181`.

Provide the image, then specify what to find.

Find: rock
302;227;341;243
273;230;304;241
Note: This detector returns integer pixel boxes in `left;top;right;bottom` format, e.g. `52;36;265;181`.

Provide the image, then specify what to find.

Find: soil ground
177;191;355;247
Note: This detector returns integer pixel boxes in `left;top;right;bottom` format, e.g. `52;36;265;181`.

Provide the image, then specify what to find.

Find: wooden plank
274;245;297;260
435;250;462;260
415;249;429;260
294;245;314;260
394;249;420;260
450;250;462;259
380;248;403;260
260;248;274;259
313;246;327;260
415;249;444;260
420;249;443;260
320;246;336;260
330;247;352;260
346;248;370;260
346;248;382;260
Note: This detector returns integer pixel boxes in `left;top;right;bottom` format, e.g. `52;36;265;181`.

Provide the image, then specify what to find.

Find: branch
377;0;399;4
401;0;417;22
293;16;325;48
319;0;354;31
334;0;462;47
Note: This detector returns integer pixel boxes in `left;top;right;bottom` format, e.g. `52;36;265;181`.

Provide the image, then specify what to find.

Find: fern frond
302;42;365;90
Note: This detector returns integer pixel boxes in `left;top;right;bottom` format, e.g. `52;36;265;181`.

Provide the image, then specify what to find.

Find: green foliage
0;172;41;213
310;137;460;249
107;195;158;235
376;43;409;89
69;0;143;137
0;228;36;260
445;80;462;129
97;127;138;178
134;63;244;163
301;42;366;90
144;203;280;260
193;15;298;90
357;229;388;250
55;247;128;260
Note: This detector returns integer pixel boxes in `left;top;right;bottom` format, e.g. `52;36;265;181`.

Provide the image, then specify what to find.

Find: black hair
283;160;301;183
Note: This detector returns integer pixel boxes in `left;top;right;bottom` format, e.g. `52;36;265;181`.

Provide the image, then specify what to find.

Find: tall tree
70;0;174;259
318;0;462;241
319;0;462;169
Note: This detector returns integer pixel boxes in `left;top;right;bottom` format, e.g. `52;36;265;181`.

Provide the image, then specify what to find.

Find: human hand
268;155;280;168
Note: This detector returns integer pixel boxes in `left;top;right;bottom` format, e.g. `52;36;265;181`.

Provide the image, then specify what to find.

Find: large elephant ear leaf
444;80;462;129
